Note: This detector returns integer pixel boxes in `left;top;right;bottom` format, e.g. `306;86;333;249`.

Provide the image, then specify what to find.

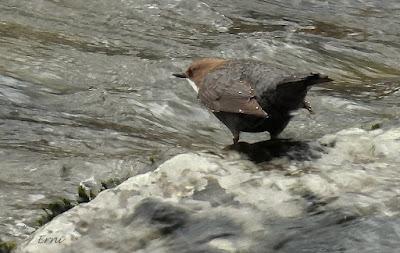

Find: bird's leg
232;131;240;144
302;99;314;114
270;134;278;140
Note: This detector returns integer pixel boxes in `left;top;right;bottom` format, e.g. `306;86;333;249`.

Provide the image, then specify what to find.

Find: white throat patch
187;79;199;93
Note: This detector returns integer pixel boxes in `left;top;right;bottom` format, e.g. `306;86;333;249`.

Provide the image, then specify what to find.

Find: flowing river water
0;0;400;251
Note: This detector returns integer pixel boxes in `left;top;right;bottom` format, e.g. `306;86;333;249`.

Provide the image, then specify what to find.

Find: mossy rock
77;185;92;204
36;175;128;226
370;123;381;130
100;177;126;190
36;198;75;226
0;239;17;253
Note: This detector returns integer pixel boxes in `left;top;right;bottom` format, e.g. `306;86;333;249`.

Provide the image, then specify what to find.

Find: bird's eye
187;68;193;77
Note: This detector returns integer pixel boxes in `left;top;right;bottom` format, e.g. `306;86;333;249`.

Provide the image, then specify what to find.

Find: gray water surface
0;0;399;251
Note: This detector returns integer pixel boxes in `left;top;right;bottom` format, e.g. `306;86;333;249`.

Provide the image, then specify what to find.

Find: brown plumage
173;58;332;144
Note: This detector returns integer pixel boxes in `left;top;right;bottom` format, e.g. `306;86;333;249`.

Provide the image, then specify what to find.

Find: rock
208;238;236;252
17;153;304;253
17;127;400;253
0;239;17;253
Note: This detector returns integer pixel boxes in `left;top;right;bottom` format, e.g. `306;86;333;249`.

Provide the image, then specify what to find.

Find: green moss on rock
370;123;381;130
0;239;17;253
77;185;91;204
36;175;128;226
36;198;74;226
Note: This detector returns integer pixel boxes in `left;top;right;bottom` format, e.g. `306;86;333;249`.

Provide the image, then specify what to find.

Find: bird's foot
232;132;240;145
302;100;314;114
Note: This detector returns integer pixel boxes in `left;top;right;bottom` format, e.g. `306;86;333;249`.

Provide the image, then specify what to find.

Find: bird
173;58;332;144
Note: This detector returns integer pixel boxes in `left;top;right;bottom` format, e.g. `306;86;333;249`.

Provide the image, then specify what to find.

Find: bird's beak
172;73;187;78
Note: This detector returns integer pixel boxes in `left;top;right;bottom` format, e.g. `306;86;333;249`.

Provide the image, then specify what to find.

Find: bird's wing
198;76;268;117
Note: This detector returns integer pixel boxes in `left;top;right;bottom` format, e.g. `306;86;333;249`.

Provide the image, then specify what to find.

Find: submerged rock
17;127;400;253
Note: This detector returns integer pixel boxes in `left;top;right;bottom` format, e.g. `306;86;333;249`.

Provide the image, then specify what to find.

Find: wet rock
0;238;16;253
127;198;189;235
225;138;318;163
17;127;400;253
16;153;303;253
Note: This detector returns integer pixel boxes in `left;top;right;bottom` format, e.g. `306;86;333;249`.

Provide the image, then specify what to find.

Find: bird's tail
271;73;332;111
276;73;332;93
303;73;333;86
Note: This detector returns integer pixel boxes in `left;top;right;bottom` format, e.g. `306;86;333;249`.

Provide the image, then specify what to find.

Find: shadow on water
224;138;320;163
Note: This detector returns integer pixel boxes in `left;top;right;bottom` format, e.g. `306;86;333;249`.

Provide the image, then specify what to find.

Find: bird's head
173;58;226;85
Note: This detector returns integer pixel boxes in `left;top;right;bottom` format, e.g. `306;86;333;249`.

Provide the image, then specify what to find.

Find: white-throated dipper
173;58;332;144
